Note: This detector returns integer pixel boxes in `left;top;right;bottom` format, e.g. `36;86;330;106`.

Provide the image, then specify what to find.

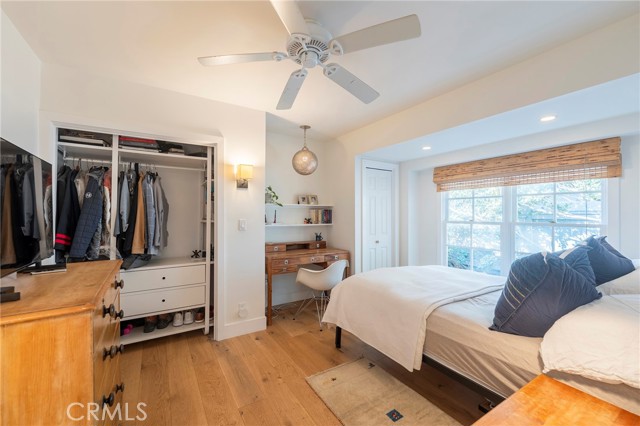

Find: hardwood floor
121;303;487;425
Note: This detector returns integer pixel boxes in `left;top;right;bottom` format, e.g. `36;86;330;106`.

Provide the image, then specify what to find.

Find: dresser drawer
120;264;205;293
266;243;286;253
94;322;121;400
121;285;206;317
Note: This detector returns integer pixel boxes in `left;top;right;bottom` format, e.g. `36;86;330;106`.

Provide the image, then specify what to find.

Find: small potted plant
265;186;283;207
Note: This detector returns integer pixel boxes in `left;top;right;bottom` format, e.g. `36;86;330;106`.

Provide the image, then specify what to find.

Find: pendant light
292;125;318;175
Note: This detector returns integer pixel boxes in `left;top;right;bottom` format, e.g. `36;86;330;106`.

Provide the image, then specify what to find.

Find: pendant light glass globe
292;125;318;175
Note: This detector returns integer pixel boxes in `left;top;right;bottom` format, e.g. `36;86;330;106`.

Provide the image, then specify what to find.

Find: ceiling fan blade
332;14;421;55
323;63;379;104
198;52;286;66
277;68;308;110
270;0;309;36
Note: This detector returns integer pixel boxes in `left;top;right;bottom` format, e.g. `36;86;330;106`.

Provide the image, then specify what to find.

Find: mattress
424;290;640;415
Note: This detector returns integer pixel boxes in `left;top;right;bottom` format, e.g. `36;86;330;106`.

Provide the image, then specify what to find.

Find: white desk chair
293;259;349;327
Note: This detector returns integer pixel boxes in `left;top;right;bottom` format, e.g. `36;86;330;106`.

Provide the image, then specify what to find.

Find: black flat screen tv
0;138;53;278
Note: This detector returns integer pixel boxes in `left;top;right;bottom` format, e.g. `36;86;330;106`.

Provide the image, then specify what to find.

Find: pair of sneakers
172;310;196;327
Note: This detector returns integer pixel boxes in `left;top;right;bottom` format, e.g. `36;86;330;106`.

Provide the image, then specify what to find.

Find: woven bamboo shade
433;137;621;192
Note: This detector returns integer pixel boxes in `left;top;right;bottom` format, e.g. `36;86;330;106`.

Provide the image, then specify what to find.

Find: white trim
217;316;266;340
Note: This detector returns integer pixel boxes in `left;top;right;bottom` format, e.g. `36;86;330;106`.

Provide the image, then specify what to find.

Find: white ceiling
3;1;639;150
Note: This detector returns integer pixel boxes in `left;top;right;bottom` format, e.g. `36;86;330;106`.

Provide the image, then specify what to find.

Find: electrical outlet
238;302;248;318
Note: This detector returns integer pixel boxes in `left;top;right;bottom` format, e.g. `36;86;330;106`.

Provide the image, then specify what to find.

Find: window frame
442;179;608;275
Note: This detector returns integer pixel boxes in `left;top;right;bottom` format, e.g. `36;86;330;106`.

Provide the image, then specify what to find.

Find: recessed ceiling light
421;146;432;151
540;115;557;122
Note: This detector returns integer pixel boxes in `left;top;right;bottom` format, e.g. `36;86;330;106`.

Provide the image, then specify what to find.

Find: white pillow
540;294;640;388
597;268;640;296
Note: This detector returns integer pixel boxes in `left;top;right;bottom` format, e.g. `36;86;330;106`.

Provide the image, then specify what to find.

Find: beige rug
307;358;462;426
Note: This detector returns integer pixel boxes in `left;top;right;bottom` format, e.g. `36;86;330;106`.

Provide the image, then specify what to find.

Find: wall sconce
236;164;253;189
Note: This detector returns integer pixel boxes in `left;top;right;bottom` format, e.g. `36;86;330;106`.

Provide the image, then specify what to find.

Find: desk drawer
273;255;325;267
266;244;286;253
121;285;205;317
325;253;349;263
121;264;205;293
273;265;299;274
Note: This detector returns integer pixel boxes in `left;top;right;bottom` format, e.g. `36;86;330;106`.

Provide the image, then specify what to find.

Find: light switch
238;219;247;231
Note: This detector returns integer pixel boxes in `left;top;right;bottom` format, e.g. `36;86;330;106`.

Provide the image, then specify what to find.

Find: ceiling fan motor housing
287;19;332;67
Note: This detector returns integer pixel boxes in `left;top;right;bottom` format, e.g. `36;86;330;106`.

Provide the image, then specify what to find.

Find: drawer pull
102;304;115;318
273;246;279;251
102;392;115;407
117;344;124;355
284;260;289;265
115;309;125;319
162;276;166;280
334;255;339;260
115;279;125;289
103;345;117;360
116;382;125;394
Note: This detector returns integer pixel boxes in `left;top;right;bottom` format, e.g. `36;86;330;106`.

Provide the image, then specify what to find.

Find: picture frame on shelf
298;195;308;204
308;194;318;205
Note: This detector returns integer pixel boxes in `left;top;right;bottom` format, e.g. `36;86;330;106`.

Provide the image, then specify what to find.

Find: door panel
363;167;393;271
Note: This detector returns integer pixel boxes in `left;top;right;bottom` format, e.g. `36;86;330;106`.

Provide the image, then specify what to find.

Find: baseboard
216;316;266;340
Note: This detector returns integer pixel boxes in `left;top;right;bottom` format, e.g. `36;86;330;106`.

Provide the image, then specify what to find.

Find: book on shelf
58;128;112;147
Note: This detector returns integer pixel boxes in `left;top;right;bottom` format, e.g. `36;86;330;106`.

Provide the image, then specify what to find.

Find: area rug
306;358;462;426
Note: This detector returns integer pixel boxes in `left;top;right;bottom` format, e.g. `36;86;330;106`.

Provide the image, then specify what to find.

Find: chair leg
292;296;314;320
313;291;330;328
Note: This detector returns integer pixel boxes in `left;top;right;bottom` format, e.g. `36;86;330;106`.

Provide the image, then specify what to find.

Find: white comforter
322;265;505;371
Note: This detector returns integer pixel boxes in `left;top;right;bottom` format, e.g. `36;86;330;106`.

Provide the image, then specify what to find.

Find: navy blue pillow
585;236;634;285
550;245;595;286
490;252;602;337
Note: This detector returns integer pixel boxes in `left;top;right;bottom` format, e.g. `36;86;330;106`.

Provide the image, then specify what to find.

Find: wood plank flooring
121;303;487;425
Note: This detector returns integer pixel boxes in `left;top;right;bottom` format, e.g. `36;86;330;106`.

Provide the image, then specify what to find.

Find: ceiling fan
198;1;421;110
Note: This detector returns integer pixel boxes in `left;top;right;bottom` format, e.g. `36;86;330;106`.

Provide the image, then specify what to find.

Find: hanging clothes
131;172;146;255
153;174;169;250
120;164;139;257
143;173;158;255
69;167;105;259
55;168;81;263
1;164;16;265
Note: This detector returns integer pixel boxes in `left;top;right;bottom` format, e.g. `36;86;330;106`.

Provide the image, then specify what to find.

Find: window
444;179;606;275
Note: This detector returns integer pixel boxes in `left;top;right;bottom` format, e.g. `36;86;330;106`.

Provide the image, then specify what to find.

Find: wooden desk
473;374;639;426
265;240;350;326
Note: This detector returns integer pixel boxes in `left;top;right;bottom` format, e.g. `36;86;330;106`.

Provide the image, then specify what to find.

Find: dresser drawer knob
115;279;125;289
102;392;115;407
284;260;289;265
116;344;124;355
115;382;125;394
102;304;115;318
103;345;117;360
115;309;125;319
273;246;279;251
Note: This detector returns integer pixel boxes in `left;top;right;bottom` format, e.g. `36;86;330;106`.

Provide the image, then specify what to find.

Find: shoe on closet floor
157;314;172;329
195;308;205;323
143;316;158;333
184;310;195;325
172;312;184;327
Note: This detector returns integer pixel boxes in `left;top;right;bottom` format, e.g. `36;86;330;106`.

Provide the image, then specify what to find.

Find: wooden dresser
0;260;124;426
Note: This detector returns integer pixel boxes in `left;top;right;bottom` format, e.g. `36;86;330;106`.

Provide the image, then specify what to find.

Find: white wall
38;64;266;340
327;15;639;272
265;129;334;305
1;11;41;155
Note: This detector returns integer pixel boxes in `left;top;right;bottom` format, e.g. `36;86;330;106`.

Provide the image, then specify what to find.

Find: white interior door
363;165;395;271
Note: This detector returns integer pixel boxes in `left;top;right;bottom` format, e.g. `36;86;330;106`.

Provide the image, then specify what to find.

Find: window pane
557;179;601;193
472;224;501;250
447;224;471;246
449;189;473;199
517;182;554;195
448;247;470;270
448;198;472;221
517;195;554;223
473;249;502;275
474;197;502;222
556;193;601;224
554;227;601;250
474;187;501;197
515;225;552;254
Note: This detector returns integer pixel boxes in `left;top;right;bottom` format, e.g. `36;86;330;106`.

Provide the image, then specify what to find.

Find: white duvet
322;265;505;371
541;292;640;389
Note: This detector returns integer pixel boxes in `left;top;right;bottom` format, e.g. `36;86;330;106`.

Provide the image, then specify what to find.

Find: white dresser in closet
55;126;217;345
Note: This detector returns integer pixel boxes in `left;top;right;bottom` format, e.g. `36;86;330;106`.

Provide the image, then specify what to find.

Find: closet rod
120;163;205;172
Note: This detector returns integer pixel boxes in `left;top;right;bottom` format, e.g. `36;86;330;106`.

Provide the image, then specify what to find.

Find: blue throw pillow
550;245;595;286
490;252;602;337
585;236;634;285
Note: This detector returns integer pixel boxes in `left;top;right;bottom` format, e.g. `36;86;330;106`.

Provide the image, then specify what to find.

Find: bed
323;263;640;415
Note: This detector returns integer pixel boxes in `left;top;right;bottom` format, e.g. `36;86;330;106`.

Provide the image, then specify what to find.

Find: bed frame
334;326;506;406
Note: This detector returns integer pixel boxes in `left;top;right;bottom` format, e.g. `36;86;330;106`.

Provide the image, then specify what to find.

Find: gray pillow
585;236;634;285
550;245;595;286
490;252;602;337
